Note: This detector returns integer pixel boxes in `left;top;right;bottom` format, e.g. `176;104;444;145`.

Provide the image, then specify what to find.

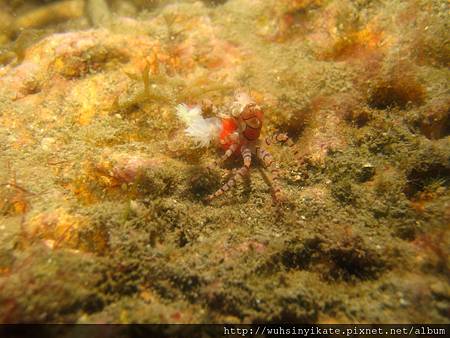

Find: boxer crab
176;93;298;203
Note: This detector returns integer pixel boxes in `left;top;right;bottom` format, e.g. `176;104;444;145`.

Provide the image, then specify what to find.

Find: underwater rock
86;0;112;28
367;66;426;110
416;97;450;140
0;246;102;322
14;0;85;30
295;95;347;165
93;151;164;186
0;184;30;216
258;0;324;43
0;10;14;43
78;296;206;323
21;208;109;254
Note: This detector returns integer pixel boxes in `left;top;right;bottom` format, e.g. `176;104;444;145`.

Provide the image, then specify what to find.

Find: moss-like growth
367;63;426;110
186;165;221;200
0;246;103;322
135;164;179;197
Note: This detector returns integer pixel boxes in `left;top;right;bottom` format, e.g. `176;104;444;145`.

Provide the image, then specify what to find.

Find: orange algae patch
144;44;175;75
61;160;101;205
77;107;97;126
0;189;30;216
320;26;385;61
64;180;100;205
12;198;28;214
23;208;109;254
410;187;446;214
410;193;433;213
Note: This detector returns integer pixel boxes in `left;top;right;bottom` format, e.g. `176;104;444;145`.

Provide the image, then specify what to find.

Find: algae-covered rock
0;246;103;322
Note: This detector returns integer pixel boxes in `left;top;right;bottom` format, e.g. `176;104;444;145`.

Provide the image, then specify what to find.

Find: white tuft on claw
175;104;221;148
175;104;202;124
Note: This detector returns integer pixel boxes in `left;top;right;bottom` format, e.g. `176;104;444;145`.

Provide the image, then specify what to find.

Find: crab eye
245;117;261;129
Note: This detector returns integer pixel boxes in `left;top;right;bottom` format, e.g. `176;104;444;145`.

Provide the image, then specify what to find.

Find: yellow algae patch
69;79;107;125
60;160;102;204
23;208;109;254
52;57;66;74
78;107;97;126
64;179;101;205
355;26;384;50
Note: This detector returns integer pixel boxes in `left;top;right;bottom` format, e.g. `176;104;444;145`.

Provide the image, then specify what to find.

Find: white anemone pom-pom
176;104;222;148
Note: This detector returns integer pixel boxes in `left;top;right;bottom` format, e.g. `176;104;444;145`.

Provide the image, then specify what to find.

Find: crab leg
256;147;283;201
207;143;239;171
265;133;300;158
207;146;252;201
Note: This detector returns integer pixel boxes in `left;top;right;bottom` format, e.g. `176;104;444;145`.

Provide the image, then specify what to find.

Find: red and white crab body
176;92;293;202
